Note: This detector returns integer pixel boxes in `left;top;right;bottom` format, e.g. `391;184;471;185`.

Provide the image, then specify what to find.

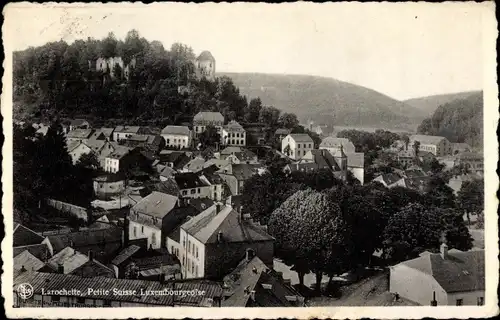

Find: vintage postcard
2;2;498;319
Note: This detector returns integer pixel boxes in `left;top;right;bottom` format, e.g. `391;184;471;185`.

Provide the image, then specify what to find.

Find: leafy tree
425;176;456;209
76;152;101;171
198;125;221;150
457;179;484;224
278;112;299;129
412;140;420;158
383;203;472;263
244;97;262;123
269;190;353;292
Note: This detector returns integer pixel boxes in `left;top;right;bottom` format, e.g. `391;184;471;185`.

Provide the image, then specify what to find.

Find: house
14;250;45;273
346;152;365;185
113;126;152;142
67;141;93;164
46;226;124;264
222;255;305;307
455;152;484;174
225;149;259;165
194;50;216;80
295;149;347;180
274;128;291;142
410;135;452;157
193;112;224;138
88;130;107;141
397;149;415;167
217;163;267;196
13;271;224;307
121;134;164;154
389;245;484;306
183;156;207;172
219;146;244;160
319;137;356;154
447;173;483;195
159;166;175;181
128;192;180;249
159;151;192;170
13;224;54;260
222;120;246;146
66;129;94;144
99;127;115;141
69;119;90;131
110;246;181;280
372;173;402;188
38;247;115;278
104;147;150;174
174;171;223;201
281;134;314;160
452;143;472;155
177;203;274;279
161;126;191;149
391;176;430;192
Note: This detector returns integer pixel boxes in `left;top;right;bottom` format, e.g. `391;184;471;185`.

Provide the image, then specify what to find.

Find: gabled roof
14;250;45;272
196;51;215;61
275;128;291;135
375;173;401;186
320;137;356;153
88;130;106;141
44;247;89;274
111;245;142;266
100;127;115;138
220;163;266;181
288;134;313;143
233;149;258;162
410;134;447;145
106;145;133;160
220;146;243;155
70;119;89;126
175;172;210;189
181;204;273;244
47;226;123;254
222;256;302;307
224;120;245;132
13;243;51;261
161;125;191;136
114;126;141;134
160;166;175;178
193;111;224;123
131;191;179;219
397;249;484;293
184;156;206;172
66;129;93;139
13;224;45;247
84;139;106;153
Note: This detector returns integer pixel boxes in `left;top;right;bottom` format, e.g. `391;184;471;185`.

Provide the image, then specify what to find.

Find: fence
46;199;89;222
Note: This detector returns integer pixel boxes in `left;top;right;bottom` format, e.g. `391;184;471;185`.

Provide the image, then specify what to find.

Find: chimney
440;243;448;260
88;250;94;261
216;203;222;213
217;231;223;243
58;264;65;274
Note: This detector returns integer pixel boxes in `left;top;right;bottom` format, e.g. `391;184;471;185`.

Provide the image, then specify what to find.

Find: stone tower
194;51;216;80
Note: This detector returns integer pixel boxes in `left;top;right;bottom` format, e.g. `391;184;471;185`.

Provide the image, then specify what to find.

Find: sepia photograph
2;2;498;319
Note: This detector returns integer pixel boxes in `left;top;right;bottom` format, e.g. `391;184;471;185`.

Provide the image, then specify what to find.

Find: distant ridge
218;72;426;130
404;90;482;115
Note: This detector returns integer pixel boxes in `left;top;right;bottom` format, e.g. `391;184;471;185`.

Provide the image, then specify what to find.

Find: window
188;240;191;253
477;297;484;305
52;296;60;302
103;300;112;307
152;233;156;246
133;227;137;237
456;299;463;306
191;189;196;194
297;144;301;148
182;190;187;196
191;263;195;274
166;139;170;143
196;247;199;258
77;297;86;304
197;188;201;193
195;265;198;277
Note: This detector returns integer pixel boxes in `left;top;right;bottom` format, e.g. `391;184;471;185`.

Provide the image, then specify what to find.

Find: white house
222;120;246;146
161;125;191;149
389;245;484;306
103;146;132;173
192;112;224;138
67;141;93;164
320;137;356;154
129;192;179;250
410;135;452;157
281;134;314;160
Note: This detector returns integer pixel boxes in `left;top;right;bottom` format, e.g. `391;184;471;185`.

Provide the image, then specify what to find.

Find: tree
245;97;262;123
269;190;353;292
76;152;101;171
383;203;473;263
198;125;221;150
425;176;456;209
412;140;420;158
401;134;410;151
278;113;299;129
457;179;484;224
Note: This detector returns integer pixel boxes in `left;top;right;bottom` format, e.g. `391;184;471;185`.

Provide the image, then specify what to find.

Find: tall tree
457;179;484;224
198;125;221;150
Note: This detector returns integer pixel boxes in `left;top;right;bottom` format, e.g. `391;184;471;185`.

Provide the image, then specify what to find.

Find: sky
5;2;492;100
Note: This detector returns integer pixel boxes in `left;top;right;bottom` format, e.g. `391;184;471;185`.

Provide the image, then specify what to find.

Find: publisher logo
16;283;34;300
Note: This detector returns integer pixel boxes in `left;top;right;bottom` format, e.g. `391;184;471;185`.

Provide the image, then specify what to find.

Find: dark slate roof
193;111;224;123
234;149;258;162
196;51;215;61
181;204;273;244
289;134;313;143
13;243;51;261
320;137;356;153
224;120;245;132
70;119;89;126
399;249;485;293
222;256;302;307
221;164;265;181
376;173;401;186
66;129;93;139
13;271;223;306
300;149;340;171
174;172;209;189
114;126;141;133
410;134;447;145
47;226;123;254
13;224;45;247
111;245;142;266
346;152;365;168
220;146;242;155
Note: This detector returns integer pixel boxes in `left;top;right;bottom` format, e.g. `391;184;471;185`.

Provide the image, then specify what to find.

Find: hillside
404;91;482;115
218;72;426;130
417;91;483;148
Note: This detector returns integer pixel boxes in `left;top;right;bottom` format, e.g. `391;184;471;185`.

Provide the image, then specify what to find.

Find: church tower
333;144;348;180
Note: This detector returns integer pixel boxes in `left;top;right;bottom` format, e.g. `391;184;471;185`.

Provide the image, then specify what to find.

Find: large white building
222;120;246;146
410;135;452;157
161;125;191;149
281;134;314;160
193;112;224;138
